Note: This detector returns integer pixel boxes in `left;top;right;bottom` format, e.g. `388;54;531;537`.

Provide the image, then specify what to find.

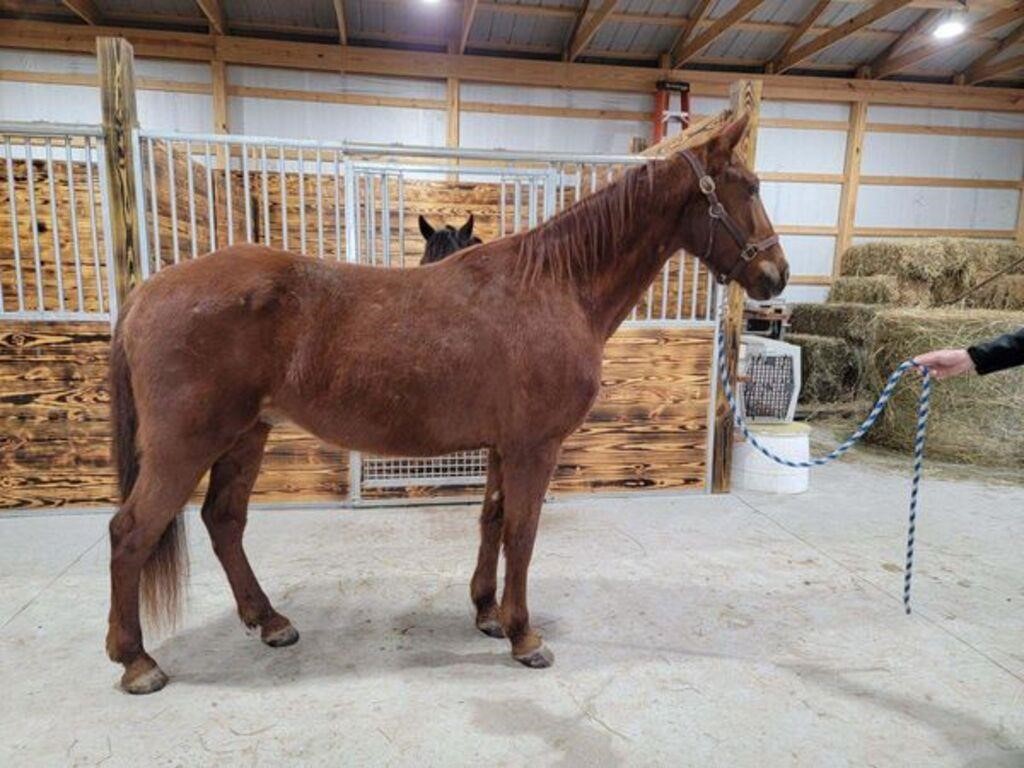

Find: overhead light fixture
933;1;968;39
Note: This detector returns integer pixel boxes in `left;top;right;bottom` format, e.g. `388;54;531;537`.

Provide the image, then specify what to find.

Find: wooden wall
0;320;711;510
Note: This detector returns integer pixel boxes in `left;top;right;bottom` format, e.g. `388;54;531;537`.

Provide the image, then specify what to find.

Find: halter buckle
740;243;759;262
699;175;716;195
708;202;725;220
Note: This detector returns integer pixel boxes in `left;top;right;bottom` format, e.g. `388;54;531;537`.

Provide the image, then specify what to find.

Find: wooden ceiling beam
667;0;713;66
459;0;479;54
776;0;915;73
965;51;1024;84
193;0;226;35
960;20;1024;83
672;0;766;68
766;0;831;74
566;0;618;62
868;8;942;76
331;0;347;45
61;0;100;25
875;2;1024;79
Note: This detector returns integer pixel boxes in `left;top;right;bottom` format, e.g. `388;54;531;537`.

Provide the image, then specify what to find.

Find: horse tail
110;311;187;629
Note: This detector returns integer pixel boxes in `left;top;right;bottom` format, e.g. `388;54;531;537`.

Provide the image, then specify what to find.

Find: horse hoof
476;617;506;639
121;660;168;695
514;644;554;669
262;623;300;648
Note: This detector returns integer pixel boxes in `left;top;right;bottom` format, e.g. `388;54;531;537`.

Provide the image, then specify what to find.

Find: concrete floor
1;460;1022;767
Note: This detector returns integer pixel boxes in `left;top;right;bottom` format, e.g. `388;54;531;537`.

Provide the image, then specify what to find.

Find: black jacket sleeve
967;327;1024;375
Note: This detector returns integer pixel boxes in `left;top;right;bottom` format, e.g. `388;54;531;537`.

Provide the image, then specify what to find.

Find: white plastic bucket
732;422;810;494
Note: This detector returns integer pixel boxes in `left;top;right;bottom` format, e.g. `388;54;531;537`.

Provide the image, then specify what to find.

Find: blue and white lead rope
716;328;933;614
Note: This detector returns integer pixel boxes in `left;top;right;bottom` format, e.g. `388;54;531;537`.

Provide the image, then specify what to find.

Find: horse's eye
749;184;760;196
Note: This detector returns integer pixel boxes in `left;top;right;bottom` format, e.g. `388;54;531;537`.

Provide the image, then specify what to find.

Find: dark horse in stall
106;116;788;693
418;214;481;265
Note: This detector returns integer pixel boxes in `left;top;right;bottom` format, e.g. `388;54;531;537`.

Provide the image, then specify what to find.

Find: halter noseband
680;149;780;286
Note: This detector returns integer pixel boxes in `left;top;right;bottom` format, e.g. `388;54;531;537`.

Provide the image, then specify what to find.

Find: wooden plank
776;0;915;73
211;59;228;134
758;171;844;183
194;0;226;35
447;77;460;148
875;2;1024;80
868;8;942;76
332;0;348;45
62;0;101;25
867;121;1024;139
835;101;867;277
96;37;142;310
667;0;713;66
960;20;1024;83
712;79;761;494
854;226;1017;238
965;52;1024;85
673;0;766;68
3;21;1024;111
858;175;1022;189
789;274;834;285
766;0;831;74
460;0;479;54
566;0;618;62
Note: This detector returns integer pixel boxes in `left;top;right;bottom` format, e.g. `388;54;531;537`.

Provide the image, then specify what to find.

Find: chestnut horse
419;214;481;265
107;116;788;693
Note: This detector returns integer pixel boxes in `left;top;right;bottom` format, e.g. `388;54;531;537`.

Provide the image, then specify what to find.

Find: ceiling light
933;3;968;39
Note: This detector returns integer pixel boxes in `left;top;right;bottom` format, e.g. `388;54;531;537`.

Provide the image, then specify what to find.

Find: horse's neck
583;154;696;338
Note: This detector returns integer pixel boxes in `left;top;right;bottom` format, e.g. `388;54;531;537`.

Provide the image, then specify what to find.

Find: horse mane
515;158;662;285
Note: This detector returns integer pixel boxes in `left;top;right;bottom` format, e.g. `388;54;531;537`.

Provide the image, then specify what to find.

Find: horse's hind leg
498;442;560;669
200;422;298;647
470;448;504;638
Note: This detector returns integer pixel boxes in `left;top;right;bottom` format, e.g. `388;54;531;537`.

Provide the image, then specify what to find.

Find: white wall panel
135;59;211;84
229;65;446;100
780;285;830;303
756;127;846;173
861;133;1024;180
230;97;445;145
460;113;646;154
867;105;1024;130
137;92;213;133
761;100;849;122
760;182;842;227
0;50;96;75
0;81;100;123
855;186;1019;230
692;96;729;115
461;82;650;112
778;235;836;276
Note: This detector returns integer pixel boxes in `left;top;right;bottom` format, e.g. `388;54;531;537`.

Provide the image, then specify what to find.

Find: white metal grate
361;450;489;489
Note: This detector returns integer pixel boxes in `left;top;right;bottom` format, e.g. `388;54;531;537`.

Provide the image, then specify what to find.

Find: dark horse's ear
707;114;750;172
458;214;474;240
419;215;435;240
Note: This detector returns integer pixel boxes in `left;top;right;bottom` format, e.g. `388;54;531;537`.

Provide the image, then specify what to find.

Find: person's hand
913;348;976;380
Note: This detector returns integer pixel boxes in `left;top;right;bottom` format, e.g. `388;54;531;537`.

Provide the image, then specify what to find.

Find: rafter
875;2;1024;79
193;0;226;35
965;51;1024;84
62;0;100;24
766;0;830;74
776;0;915;73
459;0;479;53
672;0;766;68
566;0;618;62
960;19;1024;83
868;8;942;75
332;0;347;45
667;0;713;66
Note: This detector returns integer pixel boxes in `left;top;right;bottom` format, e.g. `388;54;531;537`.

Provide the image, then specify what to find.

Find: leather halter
680;149;780;286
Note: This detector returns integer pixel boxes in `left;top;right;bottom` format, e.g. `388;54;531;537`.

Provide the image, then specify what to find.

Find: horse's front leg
498;442;560;668
471;448;504;638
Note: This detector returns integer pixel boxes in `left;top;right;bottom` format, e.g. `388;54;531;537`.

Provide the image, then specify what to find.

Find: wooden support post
97;37;143;310
835;100;868;276
712;79;761;494
212;58;228;134
446;76;460;149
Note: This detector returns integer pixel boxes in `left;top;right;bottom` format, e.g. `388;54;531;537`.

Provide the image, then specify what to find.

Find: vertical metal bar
24;140;44;311
315;147;324;258
279;144;288;250
242;142;252;243
381;173;391;267
64;137;84;312
645;284;653;320
574;164;582;204
513;179;521;233
499;178;506;236
366;174;376;265
333;150;342;260
147;138;161;271
397;171;405;267
344;159;358;264
558;164;566;213
204;141;215;251
349;450;362;505
5;136;25;312
590;164;597;194
704;309;722;493
184;139;197;259
130;128;150;280
528;177;538;229
223;141;234;247
691;256;700;321
45;139;65;311
97;139;119;323
85;136;103;314
298;148;306;254
676;253;685;320
705;264;714;321
261;144;270;246
167;140;180;261
660;259;670;320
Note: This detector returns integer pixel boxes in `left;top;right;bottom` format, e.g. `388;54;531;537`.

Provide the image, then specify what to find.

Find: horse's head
680;115;789;301
419;214;482;265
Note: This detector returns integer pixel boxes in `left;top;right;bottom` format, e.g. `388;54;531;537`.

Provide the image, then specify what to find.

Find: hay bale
865;308;1024;467
829;275;899;305
787;333;863;404
963;275;1024;311
789;303;880;345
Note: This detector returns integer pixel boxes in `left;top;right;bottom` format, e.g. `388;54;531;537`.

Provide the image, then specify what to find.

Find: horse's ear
419;215;435;240
707;114;750;168
459;214;474;239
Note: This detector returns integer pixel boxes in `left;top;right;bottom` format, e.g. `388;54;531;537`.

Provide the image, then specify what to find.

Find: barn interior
1;1;1023;766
